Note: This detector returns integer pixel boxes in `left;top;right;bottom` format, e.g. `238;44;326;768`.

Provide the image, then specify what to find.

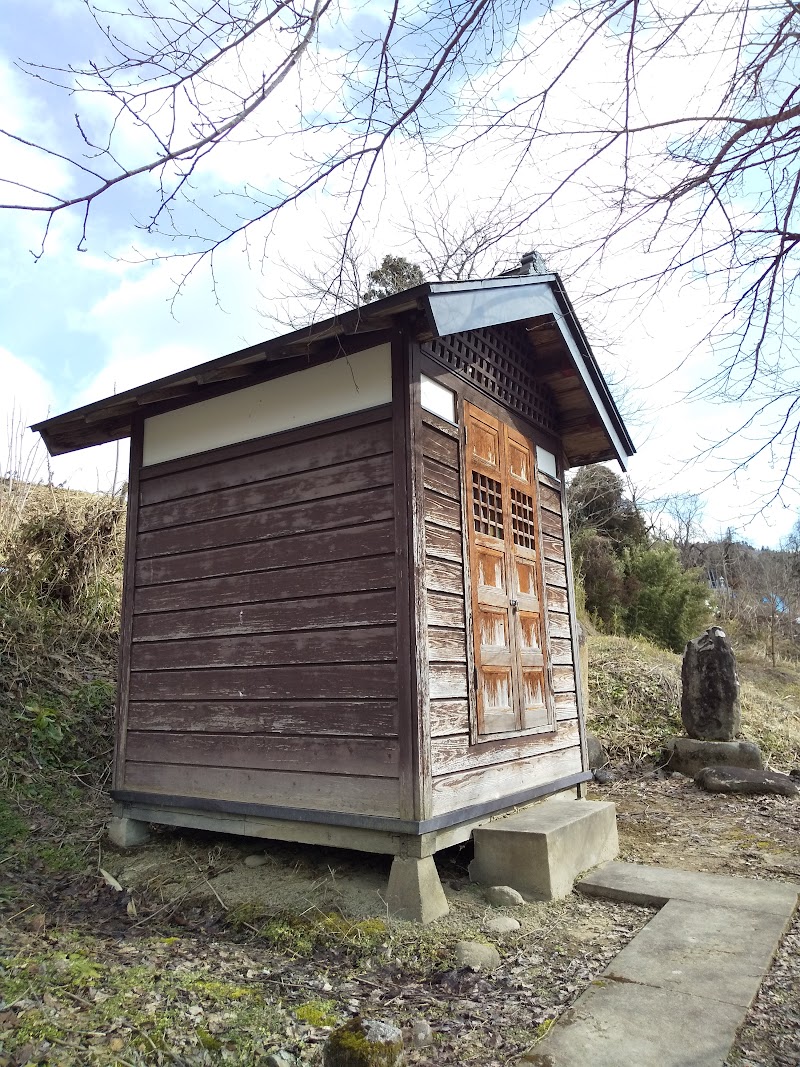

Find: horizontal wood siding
124;763;400;817
538;479;580;724
123;409;402;817
420;398;581;817
430;744;582;816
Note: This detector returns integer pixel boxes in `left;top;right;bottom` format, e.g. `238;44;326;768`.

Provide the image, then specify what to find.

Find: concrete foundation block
108;815;151;849
386;856;449;923
470;800;619;900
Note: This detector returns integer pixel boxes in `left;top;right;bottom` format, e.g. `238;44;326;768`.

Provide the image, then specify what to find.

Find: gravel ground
0;849;653;1066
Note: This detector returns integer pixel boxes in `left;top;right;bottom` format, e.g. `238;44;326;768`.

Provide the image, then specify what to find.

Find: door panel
521;666;549;729
479;665;517;733
465;402;555;736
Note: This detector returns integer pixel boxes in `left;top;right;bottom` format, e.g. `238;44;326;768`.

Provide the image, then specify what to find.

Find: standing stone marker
681;626;741;741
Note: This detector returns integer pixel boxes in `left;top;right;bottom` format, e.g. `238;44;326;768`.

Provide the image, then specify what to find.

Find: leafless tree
397;198;533;281
2;0;799;497
272;200;535;325
642;492;706;556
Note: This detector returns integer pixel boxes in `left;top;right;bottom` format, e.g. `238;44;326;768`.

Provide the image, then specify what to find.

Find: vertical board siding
123;411;401;816
421;410;581;802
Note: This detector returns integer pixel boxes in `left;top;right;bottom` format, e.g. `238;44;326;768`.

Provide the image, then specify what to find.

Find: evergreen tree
361;256;424;303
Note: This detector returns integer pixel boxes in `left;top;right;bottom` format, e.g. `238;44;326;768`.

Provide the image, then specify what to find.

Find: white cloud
0;346;53;481
1;0;796;545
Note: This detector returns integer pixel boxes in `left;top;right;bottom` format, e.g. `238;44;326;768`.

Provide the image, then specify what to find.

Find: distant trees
703;533;800;664
571;475;800;662
568;465;711;652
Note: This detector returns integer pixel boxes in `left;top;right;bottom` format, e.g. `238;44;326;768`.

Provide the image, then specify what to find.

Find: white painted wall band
142;345;392;466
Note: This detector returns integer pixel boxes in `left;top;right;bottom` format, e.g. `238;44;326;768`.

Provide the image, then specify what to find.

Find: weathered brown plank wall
120;405;402;818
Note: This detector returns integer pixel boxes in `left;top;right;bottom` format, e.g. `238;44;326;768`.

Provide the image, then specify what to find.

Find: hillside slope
587;633;800;770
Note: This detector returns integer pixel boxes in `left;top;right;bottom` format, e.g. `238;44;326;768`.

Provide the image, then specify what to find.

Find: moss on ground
228;908;390;961
0;929;286;1065
324;1019;405;1066
294;999;339;1027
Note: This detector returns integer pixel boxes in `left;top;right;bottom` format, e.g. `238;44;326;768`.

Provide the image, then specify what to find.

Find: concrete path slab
521;862;798;1067
578;859;798;917
605;898;791;1007
519;980;745;1067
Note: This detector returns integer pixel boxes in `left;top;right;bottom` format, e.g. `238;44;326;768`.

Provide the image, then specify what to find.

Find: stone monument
681;625;740;740
664;626;763;777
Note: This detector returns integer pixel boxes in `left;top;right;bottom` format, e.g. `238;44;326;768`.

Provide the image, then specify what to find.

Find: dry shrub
588;634;800;770
0;480;125;696
587;635;681;765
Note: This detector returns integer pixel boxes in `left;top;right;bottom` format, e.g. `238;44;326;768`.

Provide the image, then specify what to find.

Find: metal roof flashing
31;274;634;466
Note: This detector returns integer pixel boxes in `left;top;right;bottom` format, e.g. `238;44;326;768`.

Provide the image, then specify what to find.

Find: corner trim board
114;416;143;790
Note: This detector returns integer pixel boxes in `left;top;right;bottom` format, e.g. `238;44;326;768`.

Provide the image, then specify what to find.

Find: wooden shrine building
34;265;634;918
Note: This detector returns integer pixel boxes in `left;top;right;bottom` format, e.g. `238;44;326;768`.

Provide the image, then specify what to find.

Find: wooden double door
465;402;553;736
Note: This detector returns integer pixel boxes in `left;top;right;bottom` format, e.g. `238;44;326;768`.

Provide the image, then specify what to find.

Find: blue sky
1;0;798;548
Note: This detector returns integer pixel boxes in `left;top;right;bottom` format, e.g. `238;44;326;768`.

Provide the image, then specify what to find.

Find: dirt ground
590;769;800;881
1;768;798;1066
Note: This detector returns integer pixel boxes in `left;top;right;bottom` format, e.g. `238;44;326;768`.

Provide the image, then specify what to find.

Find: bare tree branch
1;0;800;501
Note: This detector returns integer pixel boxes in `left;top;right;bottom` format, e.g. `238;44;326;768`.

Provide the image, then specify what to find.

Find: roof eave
32;273;635;467
31;286;433;455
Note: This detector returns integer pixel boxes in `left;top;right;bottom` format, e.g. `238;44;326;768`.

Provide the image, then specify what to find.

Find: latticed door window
465;402;554;736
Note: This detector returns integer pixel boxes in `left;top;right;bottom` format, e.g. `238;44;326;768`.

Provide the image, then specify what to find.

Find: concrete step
470;800;619;899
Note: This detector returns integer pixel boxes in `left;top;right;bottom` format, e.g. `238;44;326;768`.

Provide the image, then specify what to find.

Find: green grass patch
241;910;389;958
0;796;28;849
294;999;339;1027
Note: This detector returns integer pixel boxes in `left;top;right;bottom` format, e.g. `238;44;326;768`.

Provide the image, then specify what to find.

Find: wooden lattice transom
422;324;558;434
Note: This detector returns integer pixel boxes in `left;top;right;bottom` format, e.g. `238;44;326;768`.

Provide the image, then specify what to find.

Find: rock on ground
406;1019;433;1048
486;915;521;934
695;766;799;797
244;853;269;868
586;732;609;769
324;1019;406;1066
681;626;741;741
455;940;501;971
484;885;525;907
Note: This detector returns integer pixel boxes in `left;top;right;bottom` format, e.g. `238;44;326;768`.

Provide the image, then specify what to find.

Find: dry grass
0;479;125;695
587;634;800;770
0;479;124;879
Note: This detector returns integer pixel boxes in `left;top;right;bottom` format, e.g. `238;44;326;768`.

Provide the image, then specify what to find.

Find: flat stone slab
663;736;763;778
605;898;790;1007
578;860;798;917
518;980;745;1067
695;765;799;796
523;861;798;1067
